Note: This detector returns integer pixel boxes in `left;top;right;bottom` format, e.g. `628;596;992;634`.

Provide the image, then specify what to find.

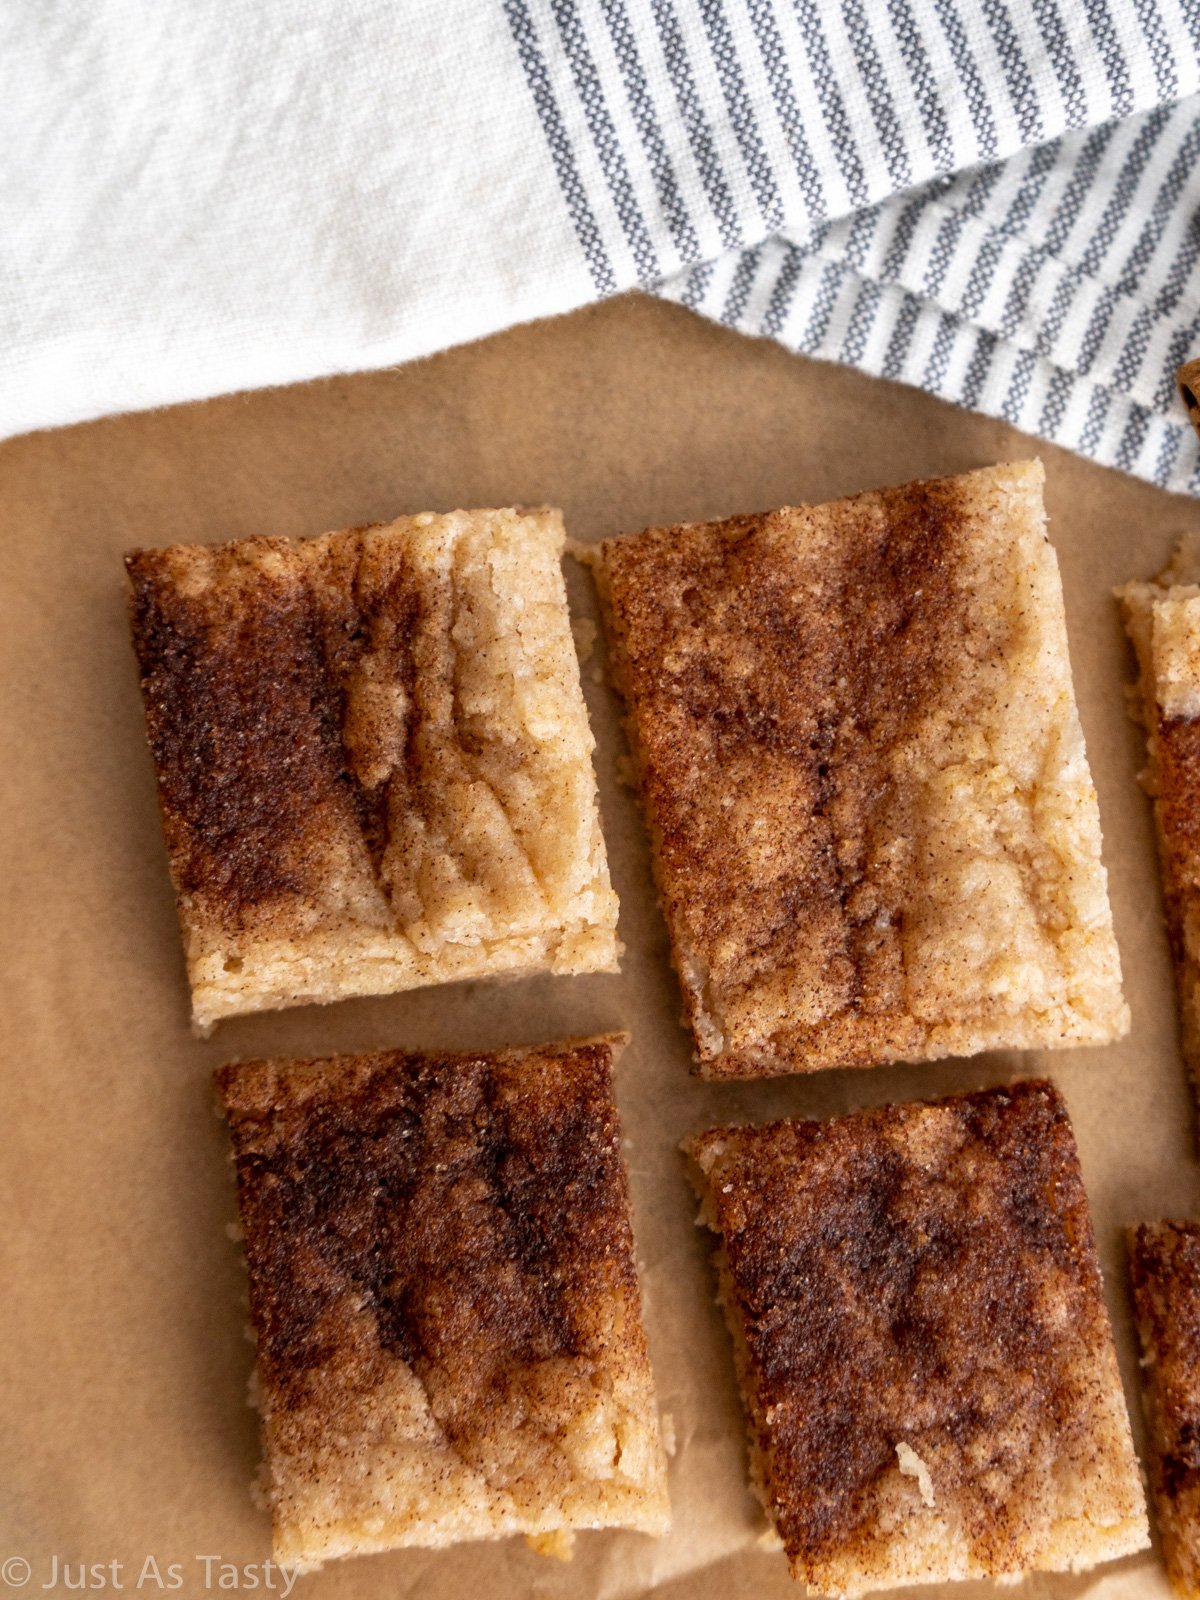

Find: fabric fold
4;0;1200;487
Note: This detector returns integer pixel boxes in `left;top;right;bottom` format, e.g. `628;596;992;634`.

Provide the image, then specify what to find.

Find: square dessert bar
591;461;1127;1077
218;1034;669;1571
688;1080;1147;1595
1119;539;1200;1108
126;508;619;1031
1129;1221;1200;1600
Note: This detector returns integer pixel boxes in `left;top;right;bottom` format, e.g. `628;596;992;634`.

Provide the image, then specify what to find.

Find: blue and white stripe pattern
505;0;1200;492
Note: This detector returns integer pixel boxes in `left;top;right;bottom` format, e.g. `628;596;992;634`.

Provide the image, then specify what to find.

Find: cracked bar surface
126;509;619;1029
1129;1220;1200;1599
688;1080;1147;1596
218;1034;669;1571
590;460;1126;1077
1118;537;1200;1110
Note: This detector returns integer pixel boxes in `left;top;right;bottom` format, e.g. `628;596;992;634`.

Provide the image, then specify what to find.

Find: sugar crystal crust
592;461;1126;1076
688;1080;1147;1594
218;1035;669;1571
126;508;619;1030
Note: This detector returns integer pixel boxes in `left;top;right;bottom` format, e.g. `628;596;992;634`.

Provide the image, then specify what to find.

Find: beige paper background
3;293;1200;1600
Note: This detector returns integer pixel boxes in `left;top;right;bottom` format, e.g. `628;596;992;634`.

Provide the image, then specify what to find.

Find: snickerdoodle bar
592;461;1126;1076
127;509;619;1029
688;1080;1147;1594
219;1034;669;1570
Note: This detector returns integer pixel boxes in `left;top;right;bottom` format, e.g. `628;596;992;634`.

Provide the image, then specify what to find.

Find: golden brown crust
689;1081;1147;1594
594;462;1125;1077
1129;1220;1200;1599
218;1035;669;1568
126;510;620;1028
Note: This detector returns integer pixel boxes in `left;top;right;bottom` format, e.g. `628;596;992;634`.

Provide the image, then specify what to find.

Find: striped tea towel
5;0;1200;491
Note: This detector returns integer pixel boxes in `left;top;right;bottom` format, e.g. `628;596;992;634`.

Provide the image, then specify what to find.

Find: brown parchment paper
4;293;1200;1600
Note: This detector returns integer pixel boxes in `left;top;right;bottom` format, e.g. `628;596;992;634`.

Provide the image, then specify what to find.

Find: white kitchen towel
5;0;1200;491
